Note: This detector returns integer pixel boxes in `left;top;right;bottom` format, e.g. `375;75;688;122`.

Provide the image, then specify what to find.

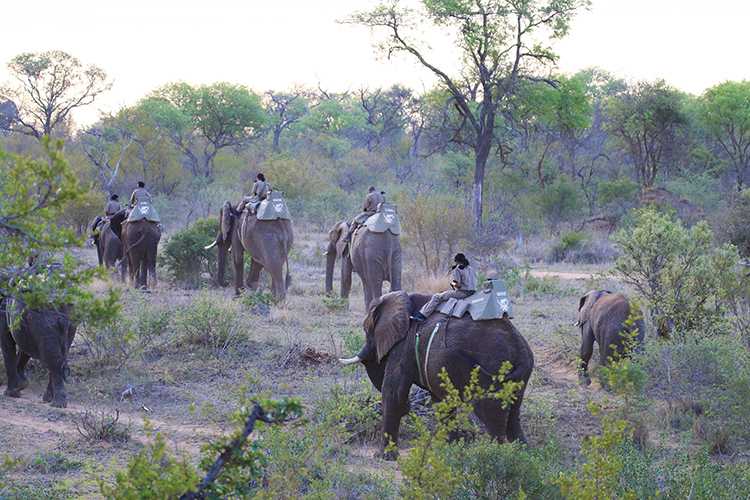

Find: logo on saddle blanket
438;279;515;320
364;203;401;235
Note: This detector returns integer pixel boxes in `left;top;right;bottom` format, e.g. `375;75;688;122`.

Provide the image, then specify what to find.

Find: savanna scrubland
4;8;750;497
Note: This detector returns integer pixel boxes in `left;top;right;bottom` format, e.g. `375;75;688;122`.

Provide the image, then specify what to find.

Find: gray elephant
1;299;77;408
576;290;646;386
325;219;402;309
92;211;125;275
206;200;293;300
340;291;534;460
121;218;161;289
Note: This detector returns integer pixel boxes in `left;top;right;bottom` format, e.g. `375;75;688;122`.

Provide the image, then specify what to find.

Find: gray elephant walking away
1;299;77;408
340;291;533;460
576;290;646;386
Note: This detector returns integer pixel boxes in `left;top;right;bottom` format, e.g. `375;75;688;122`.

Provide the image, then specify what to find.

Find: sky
1;0;748;126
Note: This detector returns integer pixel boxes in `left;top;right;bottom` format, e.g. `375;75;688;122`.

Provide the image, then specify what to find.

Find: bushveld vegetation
4;10;750;496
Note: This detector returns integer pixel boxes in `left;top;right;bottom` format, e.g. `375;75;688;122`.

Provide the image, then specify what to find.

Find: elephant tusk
339;356;362;365
204;240;218;250
574;321;580;327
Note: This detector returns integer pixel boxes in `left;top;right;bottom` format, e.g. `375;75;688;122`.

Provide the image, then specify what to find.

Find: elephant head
577;290;646;386
324;220;350;296
207;200;236;288
342;291;533;460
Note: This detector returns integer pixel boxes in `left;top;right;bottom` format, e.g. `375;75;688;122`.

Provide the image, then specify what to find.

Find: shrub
173;294;244;353
598;177;640;223
715;188;750;258
239;289;278;314
321;292;349;312
72;408;131;443
160;217;226;288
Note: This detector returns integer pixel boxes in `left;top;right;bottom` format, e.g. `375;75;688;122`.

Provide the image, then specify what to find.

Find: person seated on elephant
104;194;122;218
237;173;271;215
129;181;152;207
410;253;477;323
342;185;386;243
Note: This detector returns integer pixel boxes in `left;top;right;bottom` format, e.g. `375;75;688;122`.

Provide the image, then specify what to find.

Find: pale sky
1;0;748;126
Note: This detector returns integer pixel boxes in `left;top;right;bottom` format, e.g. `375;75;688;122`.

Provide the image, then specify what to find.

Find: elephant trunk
216;239;230;288
324;242;337;295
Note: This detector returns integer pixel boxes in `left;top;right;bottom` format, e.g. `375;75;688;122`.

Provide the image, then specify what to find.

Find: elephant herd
2;196;646;463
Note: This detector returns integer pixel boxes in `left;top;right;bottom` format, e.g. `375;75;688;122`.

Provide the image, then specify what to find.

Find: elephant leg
146;244;158;289
139;257;148;288
472;398;509;443
43;366;67;408
246;261;263;291
340;257;353;299
377;378;412;461
1;335;21;398
17;351;30;391
579;327;595;386
506;392;529;444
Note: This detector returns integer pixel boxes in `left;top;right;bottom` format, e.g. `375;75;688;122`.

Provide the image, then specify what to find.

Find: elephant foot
19;375;29;391
43;389;54;403
579;374;592;387
375;449;399;461
49;398;67;408
4;388;21;398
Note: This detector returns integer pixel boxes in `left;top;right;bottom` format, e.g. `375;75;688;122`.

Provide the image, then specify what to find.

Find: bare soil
0;237;615;497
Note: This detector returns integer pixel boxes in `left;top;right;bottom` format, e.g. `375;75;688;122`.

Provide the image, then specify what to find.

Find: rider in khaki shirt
411;253;477;322
342;186;386;242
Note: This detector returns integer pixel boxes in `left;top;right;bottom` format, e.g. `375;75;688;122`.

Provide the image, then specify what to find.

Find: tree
140;82;266;178
265;87;312;153
346;0;590;232
0;138;118;320
79;111;135;195
606;79;688;189
0;50;112;139
697;80;750;191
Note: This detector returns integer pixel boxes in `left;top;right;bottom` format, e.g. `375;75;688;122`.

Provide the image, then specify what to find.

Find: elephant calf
576;290;645;386
1;299;77;408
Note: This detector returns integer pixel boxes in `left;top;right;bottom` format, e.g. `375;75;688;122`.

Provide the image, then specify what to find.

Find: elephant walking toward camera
341;291;534;460
325;219;402;309
576;290;646;386
207;200;293;300
1;299;77;408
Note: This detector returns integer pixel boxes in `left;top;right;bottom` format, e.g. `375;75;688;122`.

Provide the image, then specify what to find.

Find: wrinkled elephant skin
1;300;77;408
92;215;124;276
344;291;534;460
325;220;402;309
121;219;161;289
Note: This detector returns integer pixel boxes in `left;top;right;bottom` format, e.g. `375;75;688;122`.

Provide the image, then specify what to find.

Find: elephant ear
333;220;350;259
219;200;233;243
363;291;412;363
578;290;611;325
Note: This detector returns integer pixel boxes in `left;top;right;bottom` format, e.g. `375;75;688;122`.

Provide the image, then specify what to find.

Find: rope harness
414;304;456;392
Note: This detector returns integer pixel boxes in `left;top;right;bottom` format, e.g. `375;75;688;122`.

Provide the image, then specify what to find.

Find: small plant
28;451;83;474
239;289;278;314
72;408;131;443
322;292;349;312
173;294;244;353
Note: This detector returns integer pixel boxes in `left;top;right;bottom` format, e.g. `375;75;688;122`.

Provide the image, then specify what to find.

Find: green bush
173;294;244;353
160;217;226;288
715;188;750;258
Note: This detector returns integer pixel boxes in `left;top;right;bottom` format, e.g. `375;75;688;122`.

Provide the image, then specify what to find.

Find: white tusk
339;356;362;365
204;240;218;250
574;321;580;327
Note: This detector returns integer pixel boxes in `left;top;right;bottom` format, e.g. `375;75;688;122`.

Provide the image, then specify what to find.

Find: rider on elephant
129;181;152;206
342;186;386;243
238;173;271;215
410;253;477;323
104;194;122;217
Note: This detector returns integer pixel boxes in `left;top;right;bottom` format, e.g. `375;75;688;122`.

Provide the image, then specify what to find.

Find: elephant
121;218;161;289
92;211;125;274
1;299;77;408
576;290;646;386
340;291;534;460
325;219;402;309
206;200;293;300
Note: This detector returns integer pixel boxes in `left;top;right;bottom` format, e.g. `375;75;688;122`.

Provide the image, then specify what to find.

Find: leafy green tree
140;82;266;178
346;0;590;232
0;139;118;320
264;87;312;152
697;80;750;191
0;50;112;139
606;79;688;188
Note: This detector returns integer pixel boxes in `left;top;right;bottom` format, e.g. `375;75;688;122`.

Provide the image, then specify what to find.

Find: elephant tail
457;351;529;383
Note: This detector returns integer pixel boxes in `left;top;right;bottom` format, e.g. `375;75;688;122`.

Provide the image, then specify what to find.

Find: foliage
714;188;750;258
398;365;524;500
239;289;279;314
72;408;131;443
598;177;640;223
534;177;586;233
548;230;587;263
1;50;112;139
0;140;119;324
611;207;737;338
321;291;349;312
173;293;244;353
161;217;222;287
555;402;636;500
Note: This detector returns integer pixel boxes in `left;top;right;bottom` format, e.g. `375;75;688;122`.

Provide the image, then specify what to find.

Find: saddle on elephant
250;190;291;221
437;279;515;320
361;203;401;235
127;196;160;223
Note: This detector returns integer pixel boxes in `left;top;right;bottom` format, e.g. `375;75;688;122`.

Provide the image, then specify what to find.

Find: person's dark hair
369;185;376;192
137;181;145;188
257;173;266;182
454;253;470;267
111;194;118;201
